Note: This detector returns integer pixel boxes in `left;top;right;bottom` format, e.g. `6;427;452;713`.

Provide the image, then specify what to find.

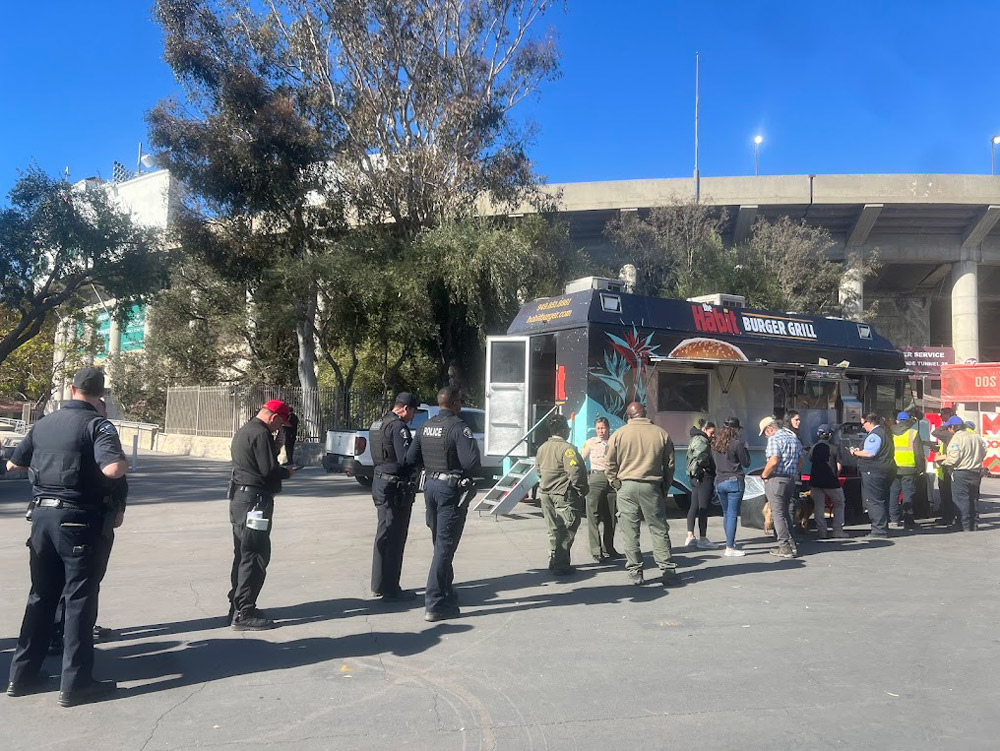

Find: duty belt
375;470;401;481
426;471;462;481
35;497;98;511
237;485;270;494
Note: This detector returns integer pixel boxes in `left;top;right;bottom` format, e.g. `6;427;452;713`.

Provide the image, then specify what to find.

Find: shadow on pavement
1;625;472;700
109;596;424;644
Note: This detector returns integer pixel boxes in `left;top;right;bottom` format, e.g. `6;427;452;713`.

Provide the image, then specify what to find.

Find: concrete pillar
951;260;979;363
839;264;864;320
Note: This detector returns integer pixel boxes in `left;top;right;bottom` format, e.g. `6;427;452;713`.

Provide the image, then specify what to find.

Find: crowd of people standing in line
554;405;989;572
4;365;990;707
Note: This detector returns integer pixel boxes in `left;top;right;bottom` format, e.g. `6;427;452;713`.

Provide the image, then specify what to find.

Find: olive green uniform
581;436;618;558
535;436;589;572
604;417;677;581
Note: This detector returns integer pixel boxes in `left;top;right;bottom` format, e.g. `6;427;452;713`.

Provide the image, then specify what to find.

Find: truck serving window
657;371;709;413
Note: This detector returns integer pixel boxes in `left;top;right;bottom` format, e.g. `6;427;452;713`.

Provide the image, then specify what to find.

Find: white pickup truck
323;404;501;486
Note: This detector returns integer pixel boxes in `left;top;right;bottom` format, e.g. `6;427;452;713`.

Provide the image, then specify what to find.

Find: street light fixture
753;135;763;176
992;135;1000;175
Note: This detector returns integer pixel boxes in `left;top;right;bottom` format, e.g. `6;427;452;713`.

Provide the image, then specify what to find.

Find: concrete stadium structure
525;174;999;369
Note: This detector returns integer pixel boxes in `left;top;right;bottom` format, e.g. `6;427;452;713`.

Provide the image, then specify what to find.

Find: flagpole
694;52;700;204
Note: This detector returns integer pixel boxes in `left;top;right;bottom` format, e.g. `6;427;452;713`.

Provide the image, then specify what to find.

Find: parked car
324;404;501;486
0;432;26;478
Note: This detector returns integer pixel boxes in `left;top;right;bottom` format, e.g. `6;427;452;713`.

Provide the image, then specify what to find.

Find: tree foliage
413;214;575;388
149;0;566;402
0;306;55;402
606;201;878;317
144;259;298;387
105;352;169;424
605;201;733;298
277;0;562;235
0;167;167;367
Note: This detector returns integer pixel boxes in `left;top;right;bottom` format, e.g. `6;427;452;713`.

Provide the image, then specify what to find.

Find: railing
0;417;27;434
164;385;391;441
500;404;561;462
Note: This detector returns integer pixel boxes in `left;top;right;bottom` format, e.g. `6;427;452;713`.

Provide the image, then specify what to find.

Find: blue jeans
715;476;745;548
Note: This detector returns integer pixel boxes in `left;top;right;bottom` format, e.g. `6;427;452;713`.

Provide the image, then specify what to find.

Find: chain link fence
164;386;392;441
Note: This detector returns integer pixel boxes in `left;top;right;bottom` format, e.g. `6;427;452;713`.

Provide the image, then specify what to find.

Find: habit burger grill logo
691;304;818;341
691;304;741;335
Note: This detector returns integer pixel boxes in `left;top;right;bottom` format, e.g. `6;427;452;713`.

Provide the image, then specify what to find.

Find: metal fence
164;386;392;441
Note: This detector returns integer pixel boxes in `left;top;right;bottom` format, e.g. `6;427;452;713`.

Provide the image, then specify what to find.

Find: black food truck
484;277;912;519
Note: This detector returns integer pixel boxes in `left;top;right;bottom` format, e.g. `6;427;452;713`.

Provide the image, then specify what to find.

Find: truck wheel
671;490;692;514
354;475;372;488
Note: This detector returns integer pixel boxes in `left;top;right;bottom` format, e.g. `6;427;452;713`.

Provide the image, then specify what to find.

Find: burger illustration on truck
668;338;748;361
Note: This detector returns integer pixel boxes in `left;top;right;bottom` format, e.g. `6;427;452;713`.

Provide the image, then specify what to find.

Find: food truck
483;277;911;516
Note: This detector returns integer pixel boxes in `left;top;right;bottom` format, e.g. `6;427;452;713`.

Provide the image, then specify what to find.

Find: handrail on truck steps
498;404;561;463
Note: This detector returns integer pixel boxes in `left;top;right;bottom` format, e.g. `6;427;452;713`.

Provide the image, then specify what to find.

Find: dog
763;492;817;535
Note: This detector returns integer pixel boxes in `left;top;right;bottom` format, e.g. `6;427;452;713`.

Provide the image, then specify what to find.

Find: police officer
535;414;589;575
369;393;420;600
605;401;679;587
228;399;295;631
283;408;300;465
404;386;481;622
50;397;127;653
581;417;620;561
850;413;896;539
6;367;128;707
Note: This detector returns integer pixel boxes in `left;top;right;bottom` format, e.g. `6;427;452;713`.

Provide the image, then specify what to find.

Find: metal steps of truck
472;458;538;517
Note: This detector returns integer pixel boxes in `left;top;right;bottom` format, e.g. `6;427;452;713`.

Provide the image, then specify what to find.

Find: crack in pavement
138;683;208;751
188;580;211;617
362;612;389;680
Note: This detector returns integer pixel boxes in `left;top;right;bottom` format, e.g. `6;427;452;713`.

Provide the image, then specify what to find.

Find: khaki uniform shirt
581;437;610;472
940;430;986;471
605;417;675;488
536;436;589;497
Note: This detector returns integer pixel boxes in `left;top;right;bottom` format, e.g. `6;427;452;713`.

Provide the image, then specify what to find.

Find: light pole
753;135;763;176
992;136;1000;175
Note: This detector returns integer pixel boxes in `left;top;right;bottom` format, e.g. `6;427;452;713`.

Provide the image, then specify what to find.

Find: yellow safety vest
893;428;917;468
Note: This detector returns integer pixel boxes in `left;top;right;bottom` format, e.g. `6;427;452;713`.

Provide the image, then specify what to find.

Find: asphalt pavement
1;453;998;750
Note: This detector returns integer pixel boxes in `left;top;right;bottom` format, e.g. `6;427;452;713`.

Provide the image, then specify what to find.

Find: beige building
51;169;178;406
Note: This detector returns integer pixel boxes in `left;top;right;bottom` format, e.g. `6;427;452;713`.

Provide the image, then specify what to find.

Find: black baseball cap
394;392;419;408
72;367;105;396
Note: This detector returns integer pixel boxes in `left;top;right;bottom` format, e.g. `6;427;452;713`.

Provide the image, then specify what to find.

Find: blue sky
3;1;1000;196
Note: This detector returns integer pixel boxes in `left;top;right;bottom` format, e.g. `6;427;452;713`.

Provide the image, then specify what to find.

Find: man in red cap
227;399;296;630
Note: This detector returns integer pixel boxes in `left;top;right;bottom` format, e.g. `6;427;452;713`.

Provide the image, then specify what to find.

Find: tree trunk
296;291;321;441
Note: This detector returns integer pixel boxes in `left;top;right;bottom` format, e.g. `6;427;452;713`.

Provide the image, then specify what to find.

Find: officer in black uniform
369;392;420;600
283;408;300;465
404;386;481;622
6;367;128;707
50;397;128;653
228;399;295;631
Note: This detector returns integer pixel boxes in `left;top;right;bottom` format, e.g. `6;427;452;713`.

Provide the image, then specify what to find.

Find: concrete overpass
525;174;1000;366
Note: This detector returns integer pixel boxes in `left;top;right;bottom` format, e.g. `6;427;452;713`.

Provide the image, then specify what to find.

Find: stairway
472;457;538;517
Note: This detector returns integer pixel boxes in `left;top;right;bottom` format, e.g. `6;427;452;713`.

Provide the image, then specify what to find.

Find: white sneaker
724;547;746;557
696;538;720;550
